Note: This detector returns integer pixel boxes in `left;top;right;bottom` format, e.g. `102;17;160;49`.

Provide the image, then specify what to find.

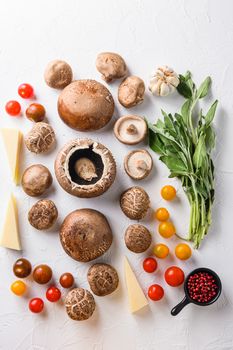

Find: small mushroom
28;199;58;230
55;138;116;198
24;122;55;154
57;80;114;131
44;60;73;89
21;164;53;197
120;186;150;220
114;115;147;145
87;263;119;296
124;149;153;180
65;288;96;321
124;224;152;253
118;76;145;108
60;209;113;262
96;52;127;82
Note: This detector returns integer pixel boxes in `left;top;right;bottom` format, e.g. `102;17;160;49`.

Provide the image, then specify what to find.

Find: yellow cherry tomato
11;280;26;296
158;221;176;238
153;243;169;259
155;207;170;221
161;185;176;201
175;243;192;260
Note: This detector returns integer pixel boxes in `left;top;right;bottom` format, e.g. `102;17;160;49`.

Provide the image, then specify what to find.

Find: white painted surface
0;1;232;349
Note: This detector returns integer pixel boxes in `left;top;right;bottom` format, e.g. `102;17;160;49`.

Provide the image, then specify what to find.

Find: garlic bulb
149;66;180;97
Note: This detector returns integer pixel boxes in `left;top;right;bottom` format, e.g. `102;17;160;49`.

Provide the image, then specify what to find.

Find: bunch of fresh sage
148;71;218;248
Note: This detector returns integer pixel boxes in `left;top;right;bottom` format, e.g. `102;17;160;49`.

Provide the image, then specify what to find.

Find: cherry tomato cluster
5;83;46;123
11;258;74;314
142;185;192;302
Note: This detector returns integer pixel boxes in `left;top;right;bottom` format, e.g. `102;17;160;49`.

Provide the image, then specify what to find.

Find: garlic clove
166;75;180;87
160;82;170;96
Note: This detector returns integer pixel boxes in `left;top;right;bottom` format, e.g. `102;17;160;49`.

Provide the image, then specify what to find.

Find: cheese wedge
1;128;22;185
124;256;148;313
0;194;21;250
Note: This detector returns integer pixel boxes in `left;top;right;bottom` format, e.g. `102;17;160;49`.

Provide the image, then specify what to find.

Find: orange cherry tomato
161;185;176;201
175;243;192;260
153;243;169;259
155;207;170;221
158;221;176;238
11;280;26;296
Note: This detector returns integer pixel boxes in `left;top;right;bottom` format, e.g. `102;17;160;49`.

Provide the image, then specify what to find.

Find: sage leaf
177;80;192;99
193;134;206;169
160;155;188;173
205;100;218;128
181;99;191;125
197;76;211;99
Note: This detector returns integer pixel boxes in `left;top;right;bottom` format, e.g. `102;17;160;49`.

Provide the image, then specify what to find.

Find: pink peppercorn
187;272;219;303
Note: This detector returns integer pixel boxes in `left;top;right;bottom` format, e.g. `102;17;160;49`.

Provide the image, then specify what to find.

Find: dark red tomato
5;100;21;116
59;273;74;288
143;257;158;273
46;286;61;302
148;284;164;301
164;266;184;287
29;298;44;313
18;83;34;99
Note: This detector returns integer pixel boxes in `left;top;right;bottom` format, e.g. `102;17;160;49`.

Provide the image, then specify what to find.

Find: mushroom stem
136;160;148;171
74;158;98;182
126;124;137;135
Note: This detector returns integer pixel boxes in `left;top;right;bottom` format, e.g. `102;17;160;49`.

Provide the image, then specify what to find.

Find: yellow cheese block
1;128;22;185
124;256;148;313
0;194;21;250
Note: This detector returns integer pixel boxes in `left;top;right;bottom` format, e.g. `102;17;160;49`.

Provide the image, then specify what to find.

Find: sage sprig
148;72;218;248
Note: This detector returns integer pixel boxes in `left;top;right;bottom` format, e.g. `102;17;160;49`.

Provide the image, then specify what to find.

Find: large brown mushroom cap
60;209;113;262
87;263;119;296
65;288;96;321
57;80;114;131
54;138;116;198
120;186;150;220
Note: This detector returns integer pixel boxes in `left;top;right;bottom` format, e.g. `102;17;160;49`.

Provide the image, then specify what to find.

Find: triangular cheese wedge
124;256;148;313
0;194;21;250
1;128;22;185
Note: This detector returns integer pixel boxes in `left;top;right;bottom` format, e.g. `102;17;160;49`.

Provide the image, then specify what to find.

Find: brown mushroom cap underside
87;263;119;296
60;209;113;262
65;288;96;321
57;79;115;131
54;138;116;198
125;224;152;253
124;149;153;180
114;115;147;145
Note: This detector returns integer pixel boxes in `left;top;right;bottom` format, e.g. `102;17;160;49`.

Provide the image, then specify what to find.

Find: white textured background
0;1;233;349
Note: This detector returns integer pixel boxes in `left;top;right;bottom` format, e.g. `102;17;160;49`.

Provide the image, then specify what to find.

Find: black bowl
171;267;222;316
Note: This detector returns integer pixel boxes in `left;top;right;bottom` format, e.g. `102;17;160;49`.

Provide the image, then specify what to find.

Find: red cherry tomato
5;100;21;116
29;298;44;313
143;257;158;273
164;266;184;287
46;286;61;302
18;83;34;99
148;284;164;301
